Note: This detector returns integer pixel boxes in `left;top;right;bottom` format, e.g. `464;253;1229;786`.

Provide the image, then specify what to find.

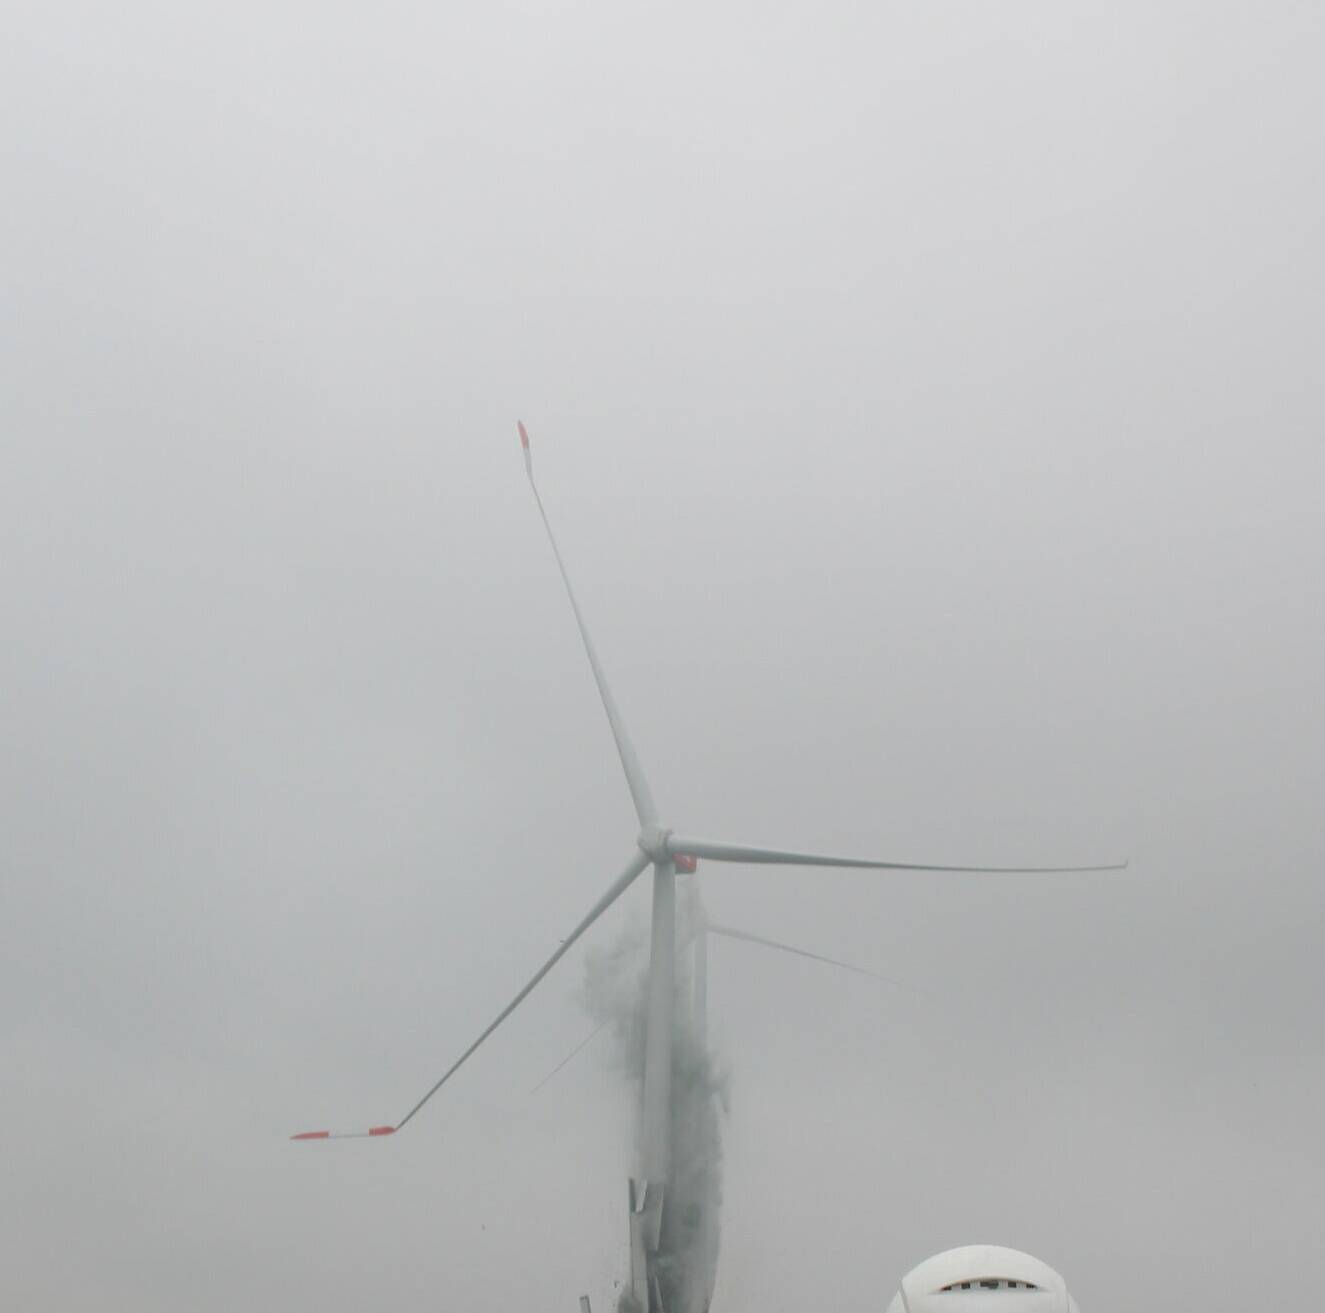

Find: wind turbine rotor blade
292;849;650;1141
290;1126;396;1141
529;1019;610;1094
391;848;650;1131
667;834;1127;874
706;923;915;990
517;421;658;827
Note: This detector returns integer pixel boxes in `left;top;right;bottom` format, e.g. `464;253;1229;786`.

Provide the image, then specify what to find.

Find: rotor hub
637;824;673;863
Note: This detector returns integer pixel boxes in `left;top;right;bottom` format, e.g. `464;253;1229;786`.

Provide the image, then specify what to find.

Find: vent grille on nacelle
940;1281;1041;1292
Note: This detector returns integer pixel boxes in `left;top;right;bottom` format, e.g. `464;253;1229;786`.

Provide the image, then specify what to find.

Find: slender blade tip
517;421;534;478
290;1125;397;1142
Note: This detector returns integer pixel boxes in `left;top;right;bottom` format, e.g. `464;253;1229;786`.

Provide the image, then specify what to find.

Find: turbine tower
294;423;1127;1313
533;884;915;1313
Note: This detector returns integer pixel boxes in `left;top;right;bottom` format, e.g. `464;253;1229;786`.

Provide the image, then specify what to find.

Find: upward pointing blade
518;421;658;827
668;834;1128;874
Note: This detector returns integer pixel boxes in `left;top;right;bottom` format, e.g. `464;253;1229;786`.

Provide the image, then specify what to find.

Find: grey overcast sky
2;2;1322;1310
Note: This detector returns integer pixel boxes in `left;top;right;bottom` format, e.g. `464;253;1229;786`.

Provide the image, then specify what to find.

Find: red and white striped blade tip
290;1125;396;1141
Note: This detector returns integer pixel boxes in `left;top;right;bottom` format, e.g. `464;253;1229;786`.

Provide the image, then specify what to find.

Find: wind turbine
294;423;1126;1313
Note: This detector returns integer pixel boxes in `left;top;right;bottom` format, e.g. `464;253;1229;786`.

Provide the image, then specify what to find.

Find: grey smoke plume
581;919;649;1080
658;1000;726;1313
581;884;727;1313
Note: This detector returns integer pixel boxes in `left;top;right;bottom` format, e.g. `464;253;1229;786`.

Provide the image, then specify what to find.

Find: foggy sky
3;2;1323;1310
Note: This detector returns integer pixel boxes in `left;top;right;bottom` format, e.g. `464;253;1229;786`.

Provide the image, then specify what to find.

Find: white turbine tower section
294;423;1128;1313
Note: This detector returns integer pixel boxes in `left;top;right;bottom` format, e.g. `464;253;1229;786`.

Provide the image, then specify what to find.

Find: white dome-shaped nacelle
885;1246;1079;1313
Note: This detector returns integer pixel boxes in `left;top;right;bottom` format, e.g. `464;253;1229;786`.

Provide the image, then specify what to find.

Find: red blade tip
518;421;530;450
290;1125;396;1141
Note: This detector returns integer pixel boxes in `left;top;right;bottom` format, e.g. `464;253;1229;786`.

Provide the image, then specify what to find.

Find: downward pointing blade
393;848;651;1132
518;421;658;827
706;923;915;990
529;1019;610;1094
526;921;913;1098
292;850;650;1141
668;834;1128;874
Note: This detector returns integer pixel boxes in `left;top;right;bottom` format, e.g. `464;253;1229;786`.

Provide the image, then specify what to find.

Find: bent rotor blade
292;849;650;1142
668;834;1127;874
706;923;916;990
518;421;658;827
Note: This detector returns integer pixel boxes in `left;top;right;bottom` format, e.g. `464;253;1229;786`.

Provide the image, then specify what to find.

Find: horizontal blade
706;923;915;990
668;834;1127;874
292;849;650;1141
519;422;658;827
290;1126;396;1141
